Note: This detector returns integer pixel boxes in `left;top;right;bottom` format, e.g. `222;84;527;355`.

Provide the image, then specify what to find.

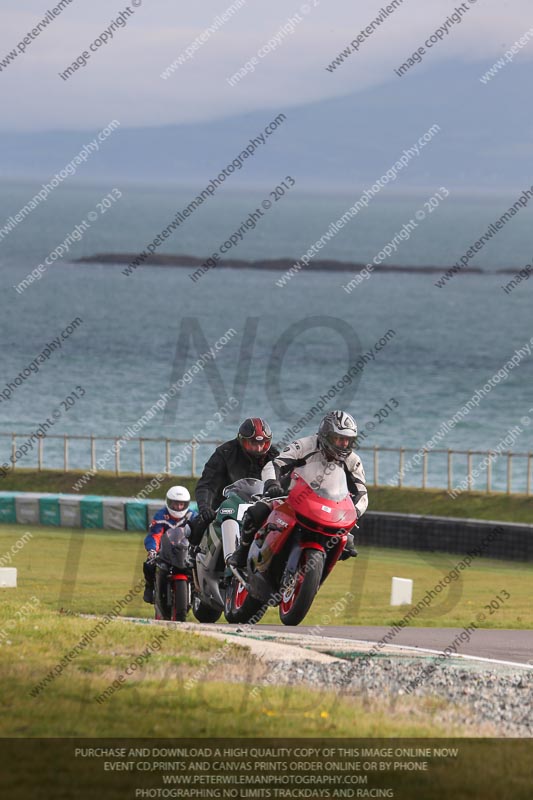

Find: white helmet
166;485;190;520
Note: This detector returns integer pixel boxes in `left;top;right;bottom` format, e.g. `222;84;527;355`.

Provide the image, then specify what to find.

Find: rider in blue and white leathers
143;486;198;603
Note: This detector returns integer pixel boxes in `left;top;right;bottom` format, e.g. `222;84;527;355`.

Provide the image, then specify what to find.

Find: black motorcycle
154;525;191;622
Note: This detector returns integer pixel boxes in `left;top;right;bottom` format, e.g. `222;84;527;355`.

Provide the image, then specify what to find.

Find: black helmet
238;418;272;457
318;410;358;460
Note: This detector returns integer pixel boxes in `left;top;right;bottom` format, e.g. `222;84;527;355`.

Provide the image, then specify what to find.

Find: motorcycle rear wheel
279;549;325;626
224;578;267;624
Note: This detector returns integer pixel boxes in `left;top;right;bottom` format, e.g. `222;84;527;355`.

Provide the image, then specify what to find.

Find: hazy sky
2;0;532;131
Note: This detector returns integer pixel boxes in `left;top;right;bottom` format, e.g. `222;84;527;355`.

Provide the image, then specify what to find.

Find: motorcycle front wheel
154;567;171;620
191;590;223;623
279;548;325;626
171;579;189;622
224;578;267;625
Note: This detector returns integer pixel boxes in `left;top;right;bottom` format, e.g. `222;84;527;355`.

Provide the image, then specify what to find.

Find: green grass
3;469;533;522
1;525;531;629
0;468;197;498
308;545;533;629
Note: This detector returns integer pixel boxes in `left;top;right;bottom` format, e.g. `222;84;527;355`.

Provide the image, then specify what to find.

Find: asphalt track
261;625;533;666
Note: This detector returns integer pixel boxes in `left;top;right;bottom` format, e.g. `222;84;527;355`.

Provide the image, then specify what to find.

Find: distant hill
1;62;531;191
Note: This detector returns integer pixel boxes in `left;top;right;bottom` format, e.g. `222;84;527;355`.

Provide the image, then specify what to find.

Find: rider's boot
228;501;271;569
143;582;154;603
143;559;156;603
340;532;358;559
227;527;255;569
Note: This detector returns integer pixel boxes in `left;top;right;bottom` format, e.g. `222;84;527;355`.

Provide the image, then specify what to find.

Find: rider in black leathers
190;418;278;546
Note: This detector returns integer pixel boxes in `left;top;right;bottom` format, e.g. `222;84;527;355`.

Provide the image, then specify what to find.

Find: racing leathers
262;434;368;518
143;506;198;603
191;438;279;545
229;435;367;568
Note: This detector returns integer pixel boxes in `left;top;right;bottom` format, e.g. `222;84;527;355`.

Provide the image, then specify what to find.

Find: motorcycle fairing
250;500;296;575
289;473;356;532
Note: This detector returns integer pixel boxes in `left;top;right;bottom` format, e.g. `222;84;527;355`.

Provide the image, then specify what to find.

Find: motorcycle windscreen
222;478;264;502
159;526;189;566
288;462;356;528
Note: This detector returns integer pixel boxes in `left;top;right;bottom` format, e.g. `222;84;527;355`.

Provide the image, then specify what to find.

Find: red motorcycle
225;461;357;626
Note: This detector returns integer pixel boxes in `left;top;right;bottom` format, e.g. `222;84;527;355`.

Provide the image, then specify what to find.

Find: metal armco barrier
359;511;533;561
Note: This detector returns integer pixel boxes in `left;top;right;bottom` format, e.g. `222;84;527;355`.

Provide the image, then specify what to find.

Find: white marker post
0;568;17;588
390;576;412;606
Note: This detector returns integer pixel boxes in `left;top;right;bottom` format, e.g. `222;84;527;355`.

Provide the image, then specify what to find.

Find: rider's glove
199;507;217;524
263;480;284;499
188;543;199;562
146;549;157;563
241;509;256;537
